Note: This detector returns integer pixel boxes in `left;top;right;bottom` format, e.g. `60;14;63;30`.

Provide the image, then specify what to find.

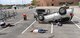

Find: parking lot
0;6;80;38
18;6;80;38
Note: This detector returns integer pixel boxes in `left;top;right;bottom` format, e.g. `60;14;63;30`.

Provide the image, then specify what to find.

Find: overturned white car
34;7;74;26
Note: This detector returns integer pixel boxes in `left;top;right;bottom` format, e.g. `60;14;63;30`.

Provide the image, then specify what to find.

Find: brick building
35;0;80;6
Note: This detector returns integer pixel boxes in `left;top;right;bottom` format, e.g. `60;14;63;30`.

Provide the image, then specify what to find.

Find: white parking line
71;16;80;29
75;16;80;20
21;20;36;34
51;23;53;34
72;21;80;29
0;20;23;32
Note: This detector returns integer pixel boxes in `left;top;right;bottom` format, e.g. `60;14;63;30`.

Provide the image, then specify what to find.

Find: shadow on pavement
61;21;79;24
37;21;79;24
38;22;50;24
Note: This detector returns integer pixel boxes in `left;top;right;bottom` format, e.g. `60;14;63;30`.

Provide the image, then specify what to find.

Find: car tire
59;7;66;15
38;15;44;21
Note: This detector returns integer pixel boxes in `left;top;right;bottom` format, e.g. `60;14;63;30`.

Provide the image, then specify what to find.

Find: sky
0;0;32;5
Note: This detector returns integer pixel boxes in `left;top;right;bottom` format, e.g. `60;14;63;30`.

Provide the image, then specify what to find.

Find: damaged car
34;6;74;26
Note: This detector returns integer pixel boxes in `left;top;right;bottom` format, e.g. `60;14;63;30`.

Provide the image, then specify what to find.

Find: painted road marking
71;16;80;29
21;20;36;34
75;16;80;20
51;23;53;34
72;21;80;29
0;20;23;32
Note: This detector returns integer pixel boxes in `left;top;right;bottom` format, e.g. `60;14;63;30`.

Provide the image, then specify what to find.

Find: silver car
34;7;74;26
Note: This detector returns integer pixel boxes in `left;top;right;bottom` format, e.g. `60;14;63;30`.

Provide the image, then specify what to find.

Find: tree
31;0;37;6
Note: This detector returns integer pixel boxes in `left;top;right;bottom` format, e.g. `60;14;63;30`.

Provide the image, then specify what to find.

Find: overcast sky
0;0;32;5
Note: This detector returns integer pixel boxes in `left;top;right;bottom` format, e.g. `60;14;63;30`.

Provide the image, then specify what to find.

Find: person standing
22;13;27;20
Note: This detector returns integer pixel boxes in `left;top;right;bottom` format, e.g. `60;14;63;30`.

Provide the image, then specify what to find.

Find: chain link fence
0;9;17;21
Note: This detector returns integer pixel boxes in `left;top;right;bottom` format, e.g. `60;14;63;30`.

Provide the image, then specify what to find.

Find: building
35;0;80;6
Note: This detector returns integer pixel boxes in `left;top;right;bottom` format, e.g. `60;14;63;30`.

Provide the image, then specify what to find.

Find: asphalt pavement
17;6;80;38
0;7;35;38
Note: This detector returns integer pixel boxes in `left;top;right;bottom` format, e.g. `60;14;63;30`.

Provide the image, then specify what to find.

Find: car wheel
38;15;44;21
59;7;66;15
